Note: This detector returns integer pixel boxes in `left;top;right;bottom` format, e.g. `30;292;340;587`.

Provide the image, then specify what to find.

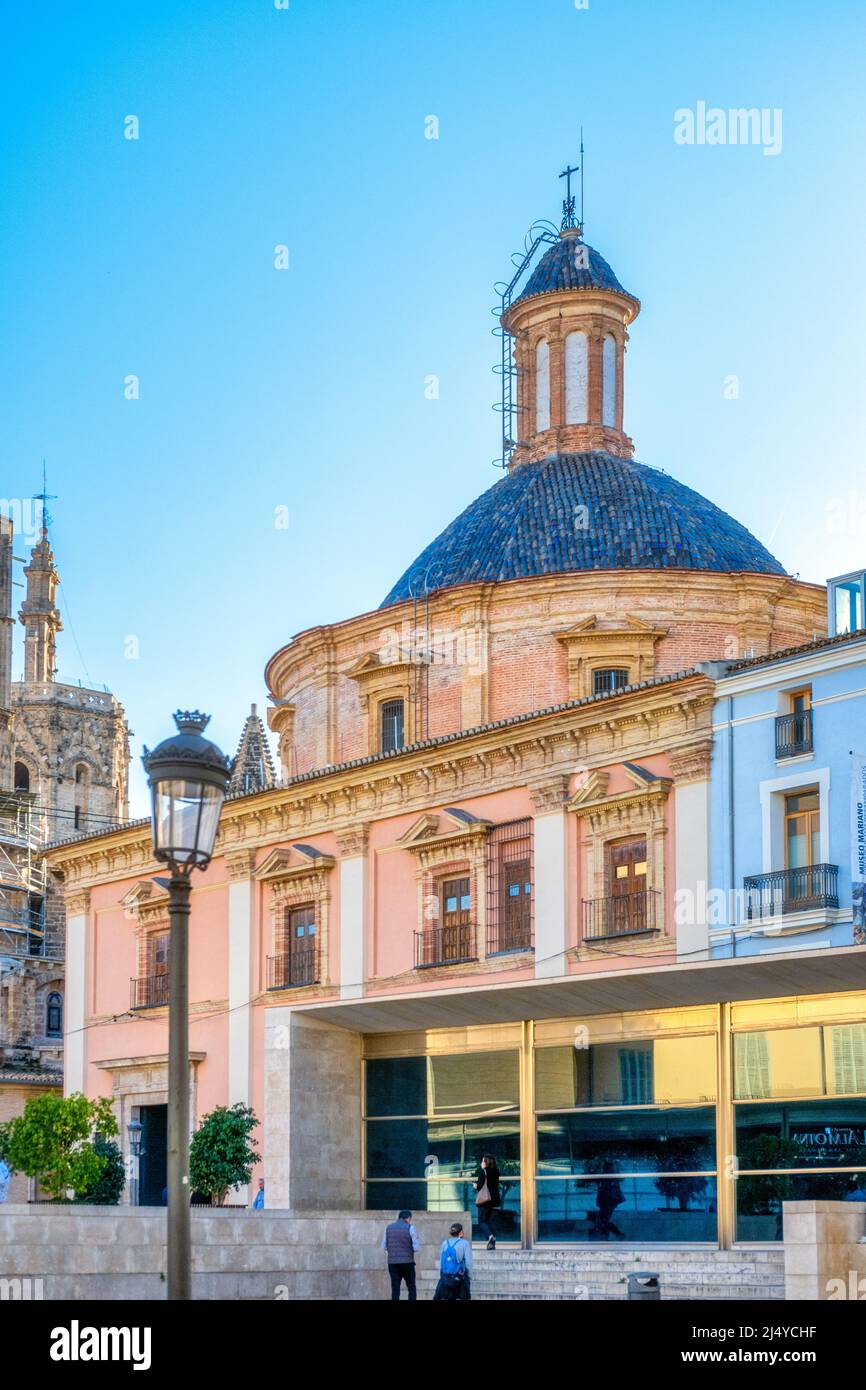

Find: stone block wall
783;1200;866;1300
0;1206;470;1300
264;1010;362;1212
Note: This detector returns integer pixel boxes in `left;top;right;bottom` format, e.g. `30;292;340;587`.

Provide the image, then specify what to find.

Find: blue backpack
440;1239;465;1277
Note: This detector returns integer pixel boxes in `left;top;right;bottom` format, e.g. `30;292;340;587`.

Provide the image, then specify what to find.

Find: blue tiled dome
513;235;633;304
381;452;786;607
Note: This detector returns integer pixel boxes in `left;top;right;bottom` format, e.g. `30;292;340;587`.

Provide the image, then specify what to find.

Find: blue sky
1;0;864;815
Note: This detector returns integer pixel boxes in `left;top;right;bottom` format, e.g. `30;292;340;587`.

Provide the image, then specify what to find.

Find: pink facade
59;701;695;1174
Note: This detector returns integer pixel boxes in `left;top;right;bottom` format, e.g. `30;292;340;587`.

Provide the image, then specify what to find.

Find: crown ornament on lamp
142;710;231;870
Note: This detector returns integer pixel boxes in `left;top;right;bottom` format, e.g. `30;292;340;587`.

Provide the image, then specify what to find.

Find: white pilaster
64;890;89;1095
227;857;255;1109
530;777;570;979
337;827;368;1000
674;778;711;961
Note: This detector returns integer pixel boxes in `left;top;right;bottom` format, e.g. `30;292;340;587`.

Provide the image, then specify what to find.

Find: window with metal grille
272;903;318;987
593;667;629;696
486;818;533;955
380;698;405;753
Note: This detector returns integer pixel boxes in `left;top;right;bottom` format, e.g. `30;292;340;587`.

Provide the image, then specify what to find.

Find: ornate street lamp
127;1116;142;1207
142;712;230;1301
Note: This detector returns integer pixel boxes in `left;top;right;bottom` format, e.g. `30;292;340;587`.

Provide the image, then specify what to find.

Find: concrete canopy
295;946;866;1034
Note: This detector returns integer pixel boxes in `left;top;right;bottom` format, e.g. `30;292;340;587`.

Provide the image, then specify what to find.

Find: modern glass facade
535;1035;717;1242
362;996;866;1246
733;1021;866;1240
364;1048;522;1240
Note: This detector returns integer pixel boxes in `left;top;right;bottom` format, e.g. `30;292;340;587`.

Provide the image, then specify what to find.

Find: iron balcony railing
743;864;839;920
775;709;813;759
267;946;319;990
486;918;533;955
130;973;170;1009
414;923;477;969
582;888;660;941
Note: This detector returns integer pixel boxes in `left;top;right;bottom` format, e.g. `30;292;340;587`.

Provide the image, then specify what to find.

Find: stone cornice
528;774;571;815
45;673;717;891
64;887;91;917
556;614;668;648
335;825;370;858
346;654;416;688
398;814;490;857
667;740;714;784
566;778;672;819
254;847;335;883
225;849;258;882
93;1052;207;1071
265;570;825;698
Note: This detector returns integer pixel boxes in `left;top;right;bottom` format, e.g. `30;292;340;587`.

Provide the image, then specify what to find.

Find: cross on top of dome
558;133;585;234
559;159;582;233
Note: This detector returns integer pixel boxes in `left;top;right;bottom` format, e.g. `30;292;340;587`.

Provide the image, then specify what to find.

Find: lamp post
142;711;230;1300
127;1116;142;1207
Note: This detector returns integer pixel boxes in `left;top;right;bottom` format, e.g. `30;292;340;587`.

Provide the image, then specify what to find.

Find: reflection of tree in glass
654;1138;708;1211
737;1136;803;1214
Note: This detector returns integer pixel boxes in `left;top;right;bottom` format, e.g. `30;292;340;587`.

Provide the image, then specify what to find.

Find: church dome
381;451;786;607
514;233;633;304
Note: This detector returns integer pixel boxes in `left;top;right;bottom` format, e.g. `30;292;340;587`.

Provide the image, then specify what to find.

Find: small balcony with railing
267;945;320;990
414;923;478;969
743;864;839;921
130;973;170;1010
582;888;661;942
775;709;813;760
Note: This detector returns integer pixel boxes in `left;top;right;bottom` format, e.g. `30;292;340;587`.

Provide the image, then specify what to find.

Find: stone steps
416;1247;786;1301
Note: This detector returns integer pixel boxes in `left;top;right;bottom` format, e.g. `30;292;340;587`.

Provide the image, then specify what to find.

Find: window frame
379;697;405;754
46;991;63;1038
592;667;630;697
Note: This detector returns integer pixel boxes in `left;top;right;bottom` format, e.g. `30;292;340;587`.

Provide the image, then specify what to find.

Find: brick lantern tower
502;217;640;469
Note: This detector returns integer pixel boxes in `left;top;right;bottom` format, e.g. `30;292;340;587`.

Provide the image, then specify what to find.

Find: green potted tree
1;1092;118;1202
189;1104;261;1207
73;1137;126;1205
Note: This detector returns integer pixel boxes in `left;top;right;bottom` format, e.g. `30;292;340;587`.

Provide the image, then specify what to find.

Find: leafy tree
3;1093;118;1201
189;1103;261;1207
655;1138;709;1211
736;1135;803;1214
73;1137;126;1205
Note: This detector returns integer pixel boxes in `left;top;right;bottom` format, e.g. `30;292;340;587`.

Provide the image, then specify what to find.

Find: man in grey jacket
380;1209;421;1300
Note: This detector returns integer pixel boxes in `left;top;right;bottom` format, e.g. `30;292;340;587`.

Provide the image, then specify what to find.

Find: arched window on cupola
565;331;588;424
602;334;617;428
14;761;30;792
535;339;550;431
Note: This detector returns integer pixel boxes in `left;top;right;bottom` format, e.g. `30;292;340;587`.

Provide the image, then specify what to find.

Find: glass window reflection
736;1171;866;1242
735;1099;866;1170
535;1035;716;1109
365;1052;519;1118
364;1180;522;1244
734;1025;866;1100
537;1177;718;1243
537;1107;716;1176
366;1117;520;1180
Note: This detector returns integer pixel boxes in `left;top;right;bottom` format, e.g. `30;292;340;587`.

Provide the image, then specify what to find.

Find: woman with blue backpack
433;1222;473;1300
